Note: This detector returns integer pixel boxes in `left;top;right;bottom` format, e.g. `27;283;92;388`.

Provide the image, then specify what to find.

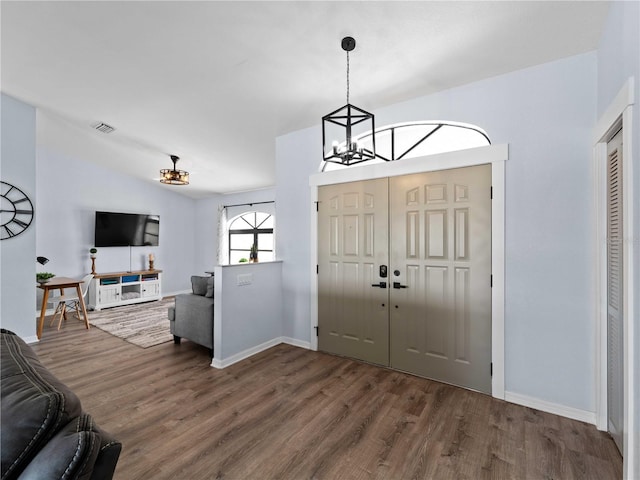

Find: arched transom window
321;121;490;172
228;212;274;264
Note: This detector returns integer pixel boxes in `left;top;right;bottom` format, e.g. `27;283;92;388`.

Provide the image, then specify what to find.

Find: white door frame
309;144;508;399
593;77;635;477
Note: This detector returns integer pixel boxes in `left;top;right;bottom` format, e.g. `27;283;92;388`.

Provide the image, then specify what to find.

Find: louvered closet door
607;129;623;454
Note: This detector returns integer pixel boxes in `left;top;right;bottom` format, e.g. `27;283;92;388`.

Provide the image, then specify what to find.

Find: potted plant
36;272;55;285
249;244;258;263
89;247;97;259
239;258;248;263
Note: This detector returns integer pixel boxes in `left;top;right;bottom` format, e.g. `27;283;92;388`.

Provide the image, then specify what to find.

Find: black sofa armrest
1;330;121;480
90;425;122;480
17;414;102;480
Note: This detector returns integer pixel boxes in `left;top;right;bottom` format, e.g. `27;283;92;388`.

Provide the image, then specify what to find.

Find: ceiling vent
92;122;115;134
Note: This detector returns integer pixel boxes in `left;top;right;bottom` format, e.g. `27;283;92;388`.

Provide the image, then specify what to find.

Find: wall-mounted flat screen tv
95;211;160;247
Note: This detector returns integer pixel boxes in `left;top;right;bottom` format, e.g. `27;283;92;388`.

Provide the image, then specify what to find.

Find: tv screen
94;211;160;247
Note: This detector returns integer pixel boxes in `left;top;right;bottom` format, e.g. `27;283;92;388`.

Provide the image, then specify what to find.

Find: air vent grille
92;122;115;134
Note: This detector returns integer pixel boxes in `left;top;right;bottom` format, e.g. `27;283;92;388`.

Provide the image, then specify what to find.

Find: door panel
607;129;623;454
317;179;389;366
389;165;492;393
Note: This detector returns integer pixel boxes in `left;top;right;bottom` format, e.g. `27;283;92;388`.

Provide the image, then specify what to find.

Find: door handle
393;282;407;289
371;282;387;288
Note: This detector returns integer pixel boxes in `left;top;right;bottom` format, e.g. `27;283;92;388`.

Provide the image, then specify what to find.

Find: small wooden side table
37;277;90;339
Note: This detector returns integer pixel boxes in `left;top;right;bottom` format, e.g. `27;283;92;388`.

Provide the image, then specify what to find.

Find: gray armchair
168;276;214;357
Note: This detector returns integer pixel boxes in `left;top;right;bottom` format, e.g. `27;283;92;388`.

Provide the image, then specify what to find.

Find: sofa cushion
191;276;208;296
1;330;83;479
205;275;214;298
191;275;214;298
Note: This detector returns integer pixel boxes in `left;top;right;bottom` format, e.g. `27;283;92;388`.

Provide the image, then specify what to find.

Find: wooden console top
93;269;163;279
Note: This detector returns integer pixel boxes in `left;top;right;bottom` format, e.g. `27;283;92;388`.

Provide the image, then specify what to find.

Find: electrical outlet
237;273;253;286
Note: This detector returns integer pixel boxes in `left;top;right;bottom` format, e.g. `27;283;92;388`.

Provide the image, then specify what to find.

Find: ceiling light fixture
160;155;189;185
322;36;376;166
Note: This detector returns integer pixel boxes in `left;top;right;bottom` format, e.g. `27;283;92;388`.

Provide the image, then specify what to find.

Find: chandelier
322;36;375;166
160;155;189;185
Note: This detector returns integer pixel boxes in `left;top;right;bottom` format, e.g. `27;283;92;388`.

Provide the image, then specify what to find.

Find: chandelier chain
346;50;350;105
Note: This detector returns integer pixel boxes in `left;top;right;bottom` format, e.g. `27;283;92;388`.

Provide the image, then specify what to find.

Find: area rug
89;298;174;348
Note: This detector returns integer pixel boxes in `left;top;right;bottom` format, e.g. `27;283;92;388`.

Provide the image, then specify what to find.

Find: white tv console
88;269;162;311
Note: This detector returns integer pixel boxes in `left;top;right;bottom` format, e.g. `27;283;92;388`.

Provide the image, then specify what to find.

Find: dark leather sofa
1;329;121;480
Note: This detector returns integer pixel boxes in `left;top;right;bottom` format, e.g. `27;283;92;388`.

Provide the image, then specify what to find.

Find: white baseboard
211;336;311;369
504;391;597;425
211;337;283;369
23;335;40;345
281;336;311;349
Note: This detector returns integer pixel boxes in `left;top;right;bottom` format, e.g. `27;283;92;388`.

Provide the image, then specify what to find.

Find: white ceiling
1;1;609;198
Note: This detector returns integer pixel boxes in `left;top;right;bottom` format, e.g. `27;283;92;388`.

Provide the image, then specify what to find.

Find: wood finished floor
31;317;622;480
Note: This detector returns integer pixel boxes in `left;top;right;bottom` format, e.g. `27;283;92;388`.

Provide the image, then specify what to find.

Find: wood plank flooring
31;317;622;480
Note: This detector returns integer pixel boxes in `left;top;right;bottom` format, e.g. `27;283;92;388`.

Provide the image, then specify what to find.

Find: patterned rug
89;298;174;348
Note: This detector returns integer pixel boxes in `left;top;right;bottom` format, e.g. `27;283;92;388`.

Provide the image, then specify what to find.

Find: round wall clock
1;181;34;240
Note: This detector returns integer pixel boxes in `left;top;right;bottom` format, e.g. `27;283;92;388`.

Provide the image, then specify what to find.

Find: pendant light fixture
322;36;375;166
160;155;189;185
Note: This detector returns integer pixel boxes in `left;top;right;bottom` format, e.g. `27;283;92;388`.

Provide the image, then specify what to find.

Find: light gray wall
276;52;598;412
275;127;317;341
597;1;640;119
194;195;221;272
597;1;640;475
213;261;283;363
35;113;199;299
0;94;37;339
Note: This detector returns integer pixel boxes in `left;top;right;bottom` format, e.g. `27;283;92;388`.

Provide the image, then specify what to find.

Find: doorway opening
317;165;492;393
310;143;508;398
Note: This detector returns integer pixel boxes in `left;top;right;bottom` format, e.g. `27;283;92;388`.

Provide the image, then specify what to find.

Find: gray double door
318;165;492;393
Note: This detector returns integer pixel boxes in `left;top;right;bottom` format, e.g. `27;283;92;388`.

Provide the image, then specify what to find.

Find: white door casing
593;77;635;478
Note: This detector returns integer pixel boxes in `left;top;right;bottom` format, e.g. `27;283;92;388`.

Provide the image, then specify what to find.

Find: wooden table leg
60;287;68;320
76;285;90;330
37;288;50;340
